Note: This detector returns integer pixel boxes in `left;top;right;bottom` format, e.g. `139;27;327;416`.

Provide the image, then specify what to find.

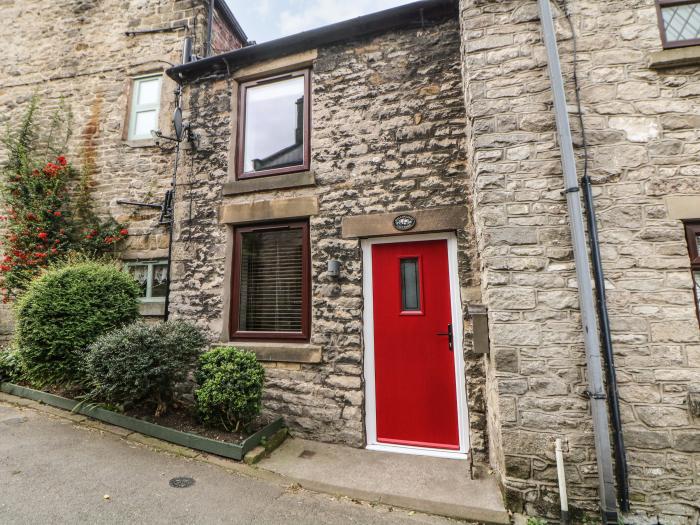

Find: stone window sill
124;139;157;148
222;170;315;196
214;341;322;364
649;46;700;69
139;301;165;317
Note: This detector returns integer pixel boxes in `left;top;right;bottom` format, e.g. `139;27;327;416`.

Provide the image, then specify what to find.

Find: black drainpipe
582;175;630;513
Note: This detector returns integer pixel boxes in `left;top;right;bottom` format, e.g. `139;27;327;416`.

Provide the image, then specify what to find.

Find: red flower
56;155;67;166
38;232;48;240
0;265;10;272
54;211;62;217
119;228;129;236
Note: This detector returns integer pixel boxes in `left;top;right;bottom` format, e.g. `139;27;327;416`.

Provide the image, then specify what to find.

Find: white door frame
361;232;470;460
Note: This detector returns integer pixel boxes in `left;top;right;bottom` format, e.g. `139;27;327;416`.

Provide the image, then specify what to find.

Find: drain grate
298;450;316;459
169;476;195;488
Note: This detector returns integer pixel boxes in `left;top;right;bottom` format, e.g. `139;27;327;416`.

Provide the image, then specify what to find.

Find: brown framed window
236;69;311;180
684;221;700;325
230;220;310;341
656;1;700;49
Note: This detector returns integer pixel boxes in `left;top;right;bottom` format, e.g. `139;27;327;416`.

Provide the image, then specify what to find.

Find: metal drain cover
169;476;195;488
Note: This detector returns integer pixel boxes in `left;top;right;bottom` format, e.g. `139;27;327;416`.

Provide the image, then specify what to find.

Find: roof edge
170;0;456;82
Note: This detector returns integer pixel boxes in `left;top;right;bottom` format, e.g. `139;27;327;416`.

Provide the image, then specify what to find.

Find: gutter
538;0;619;522
168;0;457;82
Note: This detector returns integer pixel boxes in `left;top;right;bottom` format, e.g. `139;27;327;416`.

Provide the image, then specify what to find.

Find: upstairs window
128;75;162;140
230;221;310;341
236;70;310;179
656;1;700;48
684;222;700;325
127;260;168;302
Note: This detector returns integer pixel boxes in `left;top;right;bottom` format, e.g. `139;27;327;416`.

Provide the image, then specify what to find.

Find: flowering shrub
0;98;129;301
0;154;73;302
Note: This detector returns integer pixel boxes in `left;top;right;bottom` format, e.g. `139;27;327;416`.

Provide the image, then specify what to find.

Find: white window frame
128;74;162;140
126;260;168;303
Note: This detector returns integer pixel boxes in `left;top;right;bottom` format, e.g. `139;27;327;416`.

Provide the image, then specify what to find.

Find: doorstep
257;438;509;524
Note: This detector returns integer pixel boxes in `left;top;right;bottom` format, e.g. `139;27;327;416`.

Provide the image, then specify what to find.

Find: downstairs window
230;221;310;341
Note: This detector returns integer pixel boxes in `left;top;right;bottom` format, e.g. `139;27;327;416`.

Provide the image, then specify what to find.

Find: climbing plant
0;97;128;302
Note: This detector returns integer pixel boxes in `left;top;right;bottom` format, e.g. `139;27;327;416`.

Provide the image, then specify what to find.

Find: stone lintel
214;342;322;364
222;171;315;196
233;49;318;81
219;196;319;224
122;249;170;260
649;46;700;69
341;206;467;239
665;195;700;220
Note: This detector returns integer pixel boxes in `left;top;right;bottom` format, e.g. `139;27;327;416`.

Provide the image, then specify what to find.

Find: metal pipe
537;1;618;522
206;0;214;57
162;85;183;322
583;175;630;512
555;439;570;525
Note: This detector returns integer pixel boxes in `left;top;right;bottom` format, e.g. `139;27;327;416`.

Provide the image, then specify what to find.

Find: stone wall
0;0;243;335
459;0;700;522
170;17;491;458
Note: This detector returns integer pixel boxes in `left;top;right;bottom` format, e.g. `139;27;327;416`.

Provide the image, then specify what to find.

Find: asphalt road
0;402;457;525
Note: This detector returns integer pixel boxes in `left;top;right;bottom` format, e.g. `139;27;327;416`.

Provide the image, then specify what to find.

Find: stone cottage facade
2;0;700;523
0;0;246;342
163;1;700;522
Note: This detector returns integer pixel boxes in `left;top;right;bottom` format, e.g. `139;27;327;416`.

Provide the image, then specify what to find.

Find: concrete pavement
0;401;462;525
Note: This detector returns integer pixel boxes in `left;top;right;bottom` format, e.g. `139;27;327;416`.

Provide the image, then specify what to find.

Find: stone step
257;438;510;524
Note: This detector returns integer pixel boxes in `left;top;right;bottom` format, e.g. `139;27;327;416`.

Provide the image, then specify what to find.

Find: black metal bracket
125;23;188;37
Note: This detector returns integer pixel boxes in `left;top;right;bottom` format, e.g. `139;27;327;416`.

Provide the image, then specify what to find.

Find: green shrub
195;347;265;432
83;321;208;416
0;348;23;382
14;260;140;386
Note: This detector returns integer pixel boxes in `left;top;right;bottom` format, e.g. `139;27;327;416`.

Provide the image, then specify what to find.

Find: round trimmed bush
195;347;265;432
83;321;208;416
15;261;140;386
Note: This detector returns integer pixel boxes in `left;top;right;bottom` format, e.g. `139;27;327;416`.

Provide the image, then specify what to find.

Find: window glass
696;233;700;254
134;110;157;138
238;228;304;333
151;264;168;298
129;75;161;140
400;258;421;312
694;271;700;309
129;264;149;298
126;261;168;301
137;78;161;105
242;75;305;174
661;3;700;42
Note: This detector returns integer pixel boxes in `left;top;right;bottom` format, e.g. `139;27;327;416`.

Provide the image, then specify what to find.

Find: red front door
371;239;460;450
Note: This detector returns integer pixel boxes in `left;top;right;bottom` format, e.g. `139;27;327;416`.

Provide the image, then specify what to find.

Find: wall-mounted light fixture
327;260;341;278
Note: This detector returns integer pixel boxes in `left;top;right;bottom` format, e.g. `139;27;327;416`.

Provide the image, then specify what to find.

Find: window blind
238;228;303;333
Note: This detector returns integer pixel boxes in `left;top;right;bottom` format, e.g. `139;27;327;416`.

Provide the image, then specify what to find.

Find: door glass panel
400;258;421;312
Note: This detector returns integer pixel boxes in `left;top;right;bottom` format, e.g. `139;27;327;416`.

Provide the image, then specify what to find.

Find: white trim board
361;232;470;460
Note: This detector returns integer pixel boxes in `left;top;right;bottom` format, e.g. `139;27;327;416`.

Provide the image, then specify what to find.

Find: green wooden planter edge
0;382;285;461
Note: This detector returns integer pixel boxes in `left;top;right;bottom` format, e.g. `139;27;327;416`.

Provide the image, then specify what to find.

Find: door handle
436;323;454;351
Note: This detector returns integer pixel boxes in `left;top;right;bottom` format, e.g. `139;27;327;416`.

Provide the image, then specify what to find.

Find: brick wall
459;0;700;522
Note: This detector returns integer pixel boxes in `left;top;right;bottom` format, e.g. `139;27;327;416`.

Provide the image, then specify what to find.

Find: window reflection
242;75;305;174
